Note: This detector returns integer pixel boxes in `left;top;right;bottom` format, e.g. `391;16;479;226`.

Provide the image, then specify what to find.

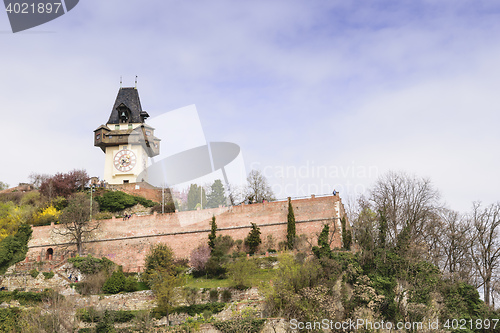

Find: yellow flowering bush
32;205;60;226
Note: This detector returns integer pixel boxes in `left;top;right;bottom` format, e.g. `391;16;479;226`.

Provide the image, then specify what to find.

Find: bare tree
469;202;500;306
429;208;473;282
28;172;51;189
0;181;9;191
246;170;275;203
19;290;75;332
54;192;99;255
351;195;377;252
369;171;441;249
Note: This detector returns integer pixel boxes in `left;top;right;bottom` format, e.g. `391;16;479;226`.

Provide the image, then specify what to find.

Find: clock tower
94;87;160;185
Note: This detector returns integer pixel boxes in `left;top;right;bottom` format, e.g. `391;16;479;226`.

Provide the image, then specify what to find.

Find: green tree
142;244;180;288
226;258;258;289
102;269;126;294
142;244;186;322
152;272;182;325
207;179;227;208
143;244;184;325
55;192;100;255
312;224;332;259
245;223;262;255
286;197;296;250
208;216;217;250
0;224;32;274
187;184;207;210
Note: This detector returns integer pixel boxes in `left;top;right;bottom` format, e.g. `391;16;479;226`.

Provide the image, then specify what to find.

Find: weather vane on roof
135;75;138;89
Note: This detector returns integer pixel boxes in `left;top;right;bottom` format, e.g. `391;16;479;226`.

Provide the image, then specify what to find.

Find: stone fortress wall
24;194;346;272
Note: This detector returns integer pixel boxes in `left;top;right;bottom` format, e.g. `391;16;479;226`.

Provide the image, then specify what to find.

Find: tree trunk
485;278;491;306
77;236;83;255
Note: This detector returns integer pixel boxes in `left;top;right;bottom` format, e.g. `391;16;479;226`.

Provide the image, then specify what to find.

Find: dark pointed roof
107;87;150;124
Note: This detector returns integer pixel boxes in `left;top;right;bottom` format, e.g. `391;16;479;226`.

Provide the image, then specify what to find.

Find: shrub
32;205;60;226
221;289;232;302
182;287;198;306
213;318;266;333
30;269;39;278
102;269;126;294
123;275;140;292
204;256;227;278
0;289;59;305
94;212;113;220
51;196;68;211
43;271;55;279
0;308;20;332
226;259;257;290
20;191;43;206
190;244;211;273
68;255;114;275
0;224;33;275
95;191;157;212
151;202;176;214
133;195;156;208
172;302;226;316
78;308;135;323
209;289;219;302
76;272;108;295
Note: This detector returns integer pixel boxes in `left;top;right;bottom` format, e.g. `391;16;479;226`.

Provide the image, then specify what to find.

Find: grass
136;281;149;291
247;268;277;286
183;268;278;289
184;275;232;289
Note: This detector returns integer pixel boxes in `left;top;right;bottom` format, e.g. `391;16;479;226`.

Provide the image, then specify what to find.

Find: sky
1;0;499;212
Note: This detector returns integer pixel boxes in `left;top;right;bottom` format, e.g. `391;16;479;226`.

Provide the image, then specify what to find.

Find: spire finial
135;75;138;89
120;76;122;88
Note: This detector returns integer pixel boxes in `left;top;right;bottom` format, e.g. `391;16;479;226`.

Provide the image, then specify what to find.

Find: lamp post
90;185;95;221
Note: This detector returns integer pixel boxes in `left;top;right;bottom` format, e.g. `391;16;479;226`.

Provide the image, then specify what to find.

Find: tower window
128;124;133;130
123;146;127;149
115;125;120;130
123;180;129;184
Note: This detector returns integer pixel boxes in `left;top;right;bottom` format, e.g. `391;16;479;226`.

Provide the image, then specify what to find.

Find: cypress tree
286;197;296;250
208;216;217;250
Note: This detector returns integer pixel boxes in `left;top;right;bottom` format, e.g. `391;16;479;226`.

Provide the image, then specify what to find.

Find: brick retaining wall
25;194;346;272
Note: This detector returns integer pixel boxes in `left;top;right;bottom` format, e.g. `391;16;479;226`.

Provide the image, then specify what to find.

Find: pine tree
286;197;296;250
208;216;217;250
207;179;227;208
245;223;262;255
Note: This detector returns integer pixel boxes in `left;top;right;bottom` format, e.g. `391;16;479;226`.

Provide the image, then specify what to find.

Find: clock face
114;149;137;172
